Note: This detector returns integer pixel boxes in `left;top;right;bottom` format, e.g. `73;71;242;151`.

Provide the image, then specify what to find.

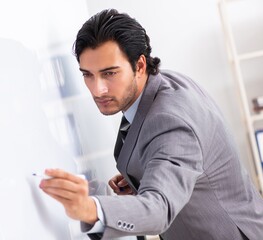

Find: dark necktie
114;115;130;160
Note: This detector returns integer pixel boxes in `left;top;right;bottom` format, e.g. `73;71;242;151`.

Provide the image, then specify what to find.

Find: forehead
79;41;130;71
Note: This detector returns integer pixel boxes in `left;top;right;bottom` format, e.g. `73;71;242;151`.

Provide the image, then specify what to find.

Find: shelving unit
218;0;263;193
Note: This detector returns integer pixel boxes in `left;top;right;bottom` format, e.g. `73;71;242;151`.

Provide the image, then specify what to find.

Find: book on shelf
252;96;263;113
255;130;263;168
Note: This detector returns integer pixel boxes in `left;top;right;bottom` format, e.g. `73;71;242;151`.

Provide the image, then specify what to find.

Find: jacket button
130;224;134;230
122;222;127;228
117;220;122;227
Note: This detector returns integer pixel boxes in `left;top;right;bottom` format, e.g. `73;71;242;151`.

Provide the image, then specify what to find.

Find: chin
100;109;120;116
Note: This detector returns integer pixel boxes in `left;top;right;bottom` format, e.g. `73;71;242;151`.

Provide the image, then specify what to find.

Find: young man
40;9;263;240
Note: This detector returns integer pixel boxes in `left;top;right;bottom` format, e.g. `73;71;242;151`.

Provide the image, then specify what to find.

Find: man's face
79;41;145;115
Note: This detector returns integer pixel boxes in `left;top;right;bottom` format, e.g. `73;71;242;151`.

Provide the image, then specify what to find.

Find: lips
95;98;113;105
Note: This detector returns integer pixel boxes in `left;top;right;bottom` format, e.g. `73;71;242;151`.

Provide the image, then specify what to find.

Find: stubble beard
99;77;138;116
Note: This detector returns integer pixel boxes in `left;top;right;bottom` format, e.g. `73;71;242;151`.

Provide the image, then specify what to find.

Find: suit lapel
116;73;162;186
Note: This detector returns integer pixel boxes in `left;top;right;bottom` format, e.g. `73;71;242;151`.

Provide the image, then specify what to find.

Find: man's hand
108;174;134;195
39;168;98;224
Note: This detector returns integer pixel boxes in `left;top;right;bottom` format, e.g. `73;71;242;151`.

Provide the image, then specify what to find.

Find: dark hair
73;9;160;75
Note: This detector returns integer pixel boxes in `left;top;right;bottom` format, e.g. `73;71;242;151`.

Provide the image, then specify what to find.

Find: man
40;9;263;240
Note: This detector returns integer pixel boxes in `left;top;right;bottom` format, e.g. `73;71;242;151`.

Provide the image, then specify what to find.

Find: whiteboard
0;38;79;239
0;32;135;240
0;1;137;239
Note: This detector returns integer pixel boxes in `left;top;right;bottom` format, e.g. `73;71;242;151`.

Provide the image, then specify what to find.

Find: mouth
95;97;113;106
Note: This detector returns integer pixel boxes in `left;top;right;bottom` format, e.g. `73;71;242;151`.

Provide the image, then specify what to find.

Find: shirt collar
123;92;143;124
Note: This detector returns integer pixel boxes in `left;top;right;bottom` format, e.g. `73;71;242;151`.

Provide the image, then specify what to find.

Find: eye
82;72;93;78
103;71;117;77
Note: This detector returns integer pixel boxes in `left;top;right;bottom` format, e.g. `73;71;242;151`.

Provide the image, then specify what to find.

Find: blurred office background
0;0;262;239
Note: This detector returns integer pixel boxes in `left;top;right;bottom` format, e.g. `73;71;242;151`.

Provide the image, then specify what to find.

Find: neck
137;73;149;96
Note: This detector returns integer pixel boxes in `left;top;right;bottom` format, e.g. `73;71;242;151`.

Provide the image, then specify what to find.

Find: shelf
43;93;90;117
146;236;160;240
251;113;263;122
238;50;263;61
224;0;243;2
218;0;263;193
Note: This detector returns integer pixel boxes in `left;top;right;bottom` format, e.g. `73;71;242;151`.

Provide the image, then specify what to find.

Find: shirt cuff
86;197;105;233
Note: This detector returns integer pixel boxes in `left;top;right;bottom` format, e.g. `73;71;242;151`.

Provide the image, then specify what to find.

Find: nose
92;78;108;96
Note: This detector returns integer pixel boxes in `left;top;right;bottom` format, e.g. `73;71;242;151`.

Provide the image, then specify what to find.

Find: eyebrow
79;66;120;73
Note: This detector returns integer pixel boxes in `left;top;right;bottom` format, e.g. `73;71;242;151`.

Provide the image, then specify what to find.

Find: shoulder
143;70;226;140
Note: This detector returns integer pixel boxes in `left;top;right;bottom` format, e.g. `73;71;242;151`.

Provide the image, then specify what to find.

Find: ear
136;55;147;76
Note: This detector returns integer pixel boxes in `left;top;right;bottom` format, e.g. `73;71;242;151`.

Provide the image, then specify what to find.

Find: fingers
108;174;123;192
41;184;75;201
39;169;98;224
118;185;134;195
42;184;97;224
41;178;77;193
108;174;134;195
42;188;71;204
44;169;84;184
39;169;88;202
117;178;128;187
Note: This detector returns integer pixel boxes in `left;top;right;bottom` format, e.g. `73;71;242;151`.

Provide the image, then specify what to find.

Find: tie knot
120;115;130;132
114;115;131;160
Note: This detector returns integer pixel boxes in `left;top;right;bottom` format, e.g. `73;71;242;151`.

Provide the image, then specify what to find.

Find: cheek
84;80;94;94
120;79;136;99
114;82;127;97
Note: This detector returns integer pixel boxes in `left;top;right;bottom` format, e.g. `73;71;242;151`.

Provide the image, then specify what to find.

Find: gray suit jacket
84;71;263;240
